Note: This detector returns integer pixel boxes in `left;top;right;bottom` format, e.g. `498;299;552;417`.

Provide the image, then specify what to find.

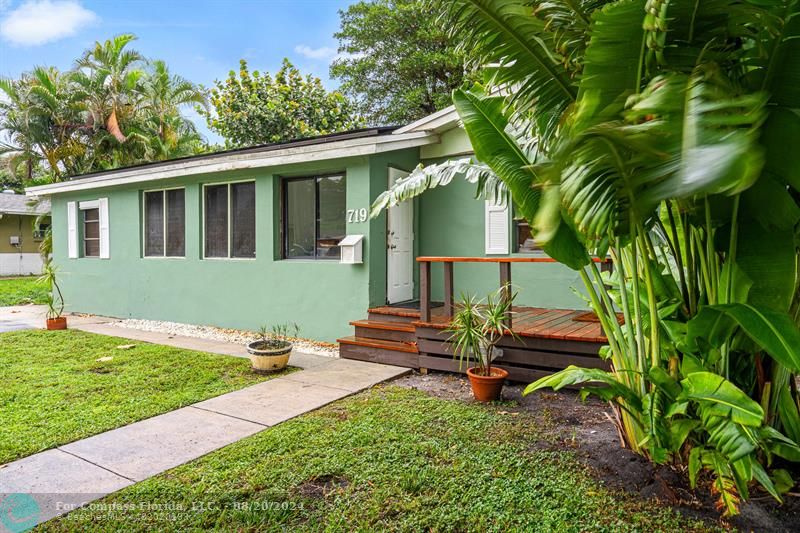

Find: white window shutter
67;201;78;259
99;197;110;259
484;200;509;255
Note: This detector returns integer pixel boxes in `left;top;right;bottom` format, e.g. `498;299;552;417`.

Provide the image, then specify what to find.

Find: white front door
387;167;414;303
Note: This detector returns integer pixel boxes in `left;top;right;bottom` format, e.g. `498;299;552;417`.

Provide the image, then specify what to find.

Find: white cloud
0;0;98;46
294;44;337;61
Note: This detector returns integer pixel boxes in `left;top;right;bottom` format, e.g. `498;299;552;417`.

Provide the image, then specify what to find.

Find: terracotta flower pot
46;317;67;330
246;340;292;374
467;366;508;402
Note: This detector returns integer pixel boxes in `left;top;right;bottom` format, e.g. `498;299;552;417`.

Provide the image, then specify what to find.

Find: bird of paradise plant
372;0;800;515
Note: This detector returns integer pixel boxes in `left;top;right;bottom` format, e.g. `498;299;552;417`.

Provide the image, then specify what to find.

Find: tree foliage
202;59;363;148
373;0;800;515
0;34;207;184
330;0;472;125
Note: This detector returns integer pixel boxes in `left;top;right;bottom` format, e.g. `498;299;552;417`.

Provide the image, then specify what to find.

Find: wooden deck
342;304;610;383
412;305;606;343
339;255;613;383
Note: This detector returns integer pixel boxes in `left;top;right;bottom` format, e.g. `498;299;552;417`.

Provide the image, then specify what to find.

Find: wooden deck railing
417;256;612;328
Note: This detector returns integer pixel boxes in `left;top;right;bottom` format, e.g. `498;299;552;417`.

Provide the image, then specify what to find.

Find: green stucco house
26;107;585;345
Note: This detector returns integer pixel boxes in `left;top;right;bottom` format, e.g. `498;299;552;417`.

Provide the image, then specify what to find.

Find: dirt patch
394;370;800;532
297;475;350;500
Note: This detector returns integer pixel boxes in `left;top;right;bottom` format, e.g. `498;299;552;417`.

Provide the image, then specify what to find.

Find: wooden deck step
350;319;416;343
338;335;418;353
367;306;423;324
338;335;419;368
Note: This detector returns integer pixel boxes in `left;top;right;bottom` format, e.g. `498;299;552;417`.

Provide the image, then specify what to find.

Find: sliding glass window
204;181;256;259
143;189;185;257
283;174;346;260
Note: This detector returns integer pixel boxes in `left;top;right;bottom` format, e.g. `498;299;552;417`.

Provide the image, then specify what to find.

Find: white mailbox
339;234;364;264
9;235;20;246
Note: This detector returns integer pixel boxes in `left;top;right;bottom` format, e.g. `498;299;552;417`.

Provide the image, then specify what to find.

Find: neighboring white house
0;191;50;276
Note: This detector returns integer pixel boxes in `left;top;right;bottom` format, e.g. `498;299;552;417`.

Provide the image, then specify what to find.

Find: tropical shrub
373;0;800;515
447;287;517;376
202;59;363;147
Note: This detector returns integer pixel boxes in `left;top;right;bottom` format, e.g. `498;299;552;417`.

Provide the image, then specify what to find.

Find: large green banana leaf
523;365;642;411
446;0;577;144
572;0;646;131
691;304;800;371
452;88;590;269
679;372;764;427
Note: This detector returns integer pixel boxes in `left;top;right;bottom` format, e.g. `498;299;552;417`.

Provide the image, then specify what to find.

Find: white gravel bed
110;318;339;357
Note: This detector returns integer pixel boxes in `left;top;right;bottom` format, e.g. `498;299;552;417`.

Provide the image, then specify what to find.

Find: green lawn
0;329;283;464
41;387;715;532
0;275;49;306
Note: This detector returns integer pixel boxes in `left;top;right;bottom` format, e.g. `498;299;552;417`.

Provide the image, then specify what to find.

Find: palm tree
139;60;208;159
0;67;87;181
73;33;145;144
374;0;800;514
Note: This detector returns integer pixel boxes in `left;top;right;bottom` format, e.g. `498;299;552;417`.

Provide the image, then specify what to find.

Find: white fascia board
0;209;45;216
26;131;438;196
394;105;459;134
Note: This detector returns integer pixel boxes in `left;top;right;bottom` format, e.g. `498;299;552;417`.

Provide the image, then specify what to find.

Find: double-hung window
83;208;100;257
67;199;109;259
144;188;185;257
204;181;256;258
283;174;346;260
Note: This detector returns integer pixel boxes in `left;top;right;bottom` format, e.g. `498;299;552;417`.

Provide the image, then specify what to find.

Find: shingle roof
0;192;50;215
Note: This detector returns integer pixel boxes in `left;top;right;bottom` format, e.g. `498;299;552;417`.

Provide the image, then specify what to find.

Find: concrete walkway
0;306;409;528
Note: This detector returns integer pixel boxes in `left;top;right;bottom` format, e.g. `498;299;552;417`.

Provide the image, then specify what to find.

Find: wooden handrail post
499;262;512;328
443;261;454;319
420;260;431;322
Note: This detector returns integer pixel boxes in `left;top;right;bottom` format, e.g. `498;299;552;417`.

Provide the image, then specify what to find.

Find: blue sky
0;0;354;143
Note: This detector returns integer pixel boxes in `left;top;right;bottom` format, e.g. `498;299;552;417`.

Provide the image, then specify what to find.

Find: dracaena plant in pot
448;286;516;402
246;323;299;374
37;259;66;330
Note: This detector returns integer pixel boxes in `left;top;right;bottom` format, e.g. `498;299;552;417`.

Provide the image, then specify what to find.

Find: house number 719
347;208;368;223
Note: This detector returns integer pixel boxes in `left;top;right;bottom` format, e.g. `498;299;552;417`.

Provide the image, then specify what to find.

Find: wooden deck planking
414;305;607;344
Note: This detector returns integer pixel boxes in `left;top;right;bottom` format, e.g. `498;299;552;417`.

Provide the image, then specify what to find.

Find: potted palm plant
246;323;298;373
37;260;66;330
448;287;516;402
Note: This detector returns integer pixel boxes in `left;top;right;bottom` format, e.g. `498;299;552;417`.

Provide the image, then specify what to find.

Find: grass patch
0;275;48;306
42;387;716;532
0;329;284;464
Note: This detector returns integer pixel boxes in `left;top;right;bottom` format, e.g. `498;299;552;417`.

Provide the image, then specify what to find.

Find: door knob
389;244;397;250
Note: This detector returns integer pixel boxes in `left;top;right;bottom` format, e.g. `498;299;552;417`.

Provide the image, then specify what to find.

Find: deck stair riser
367;312;418;325
337;336;419;368
351;320;416;343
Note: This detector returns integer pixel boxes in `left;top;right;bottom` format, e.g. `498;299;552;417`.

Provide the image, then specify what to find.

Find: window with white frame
143;188;185;257
204;181;256;258
67;199;109;259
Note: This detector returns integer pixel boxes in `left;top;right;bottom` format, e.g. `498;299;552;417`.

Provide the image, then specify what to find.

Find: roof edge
26;130;438;196
393;105;459;134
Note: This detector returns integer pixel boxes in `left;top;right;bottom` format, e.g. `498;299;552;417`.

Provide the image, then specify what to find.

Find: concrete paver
282;357;411;392
0;449;133;524
60;407;265;482
193;377;352;426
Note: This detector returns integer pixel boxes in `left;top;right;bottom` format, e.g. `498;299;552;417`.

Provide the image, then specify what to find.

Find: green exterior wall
417;173;587;310
51;151;418;342
48;133;585;343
